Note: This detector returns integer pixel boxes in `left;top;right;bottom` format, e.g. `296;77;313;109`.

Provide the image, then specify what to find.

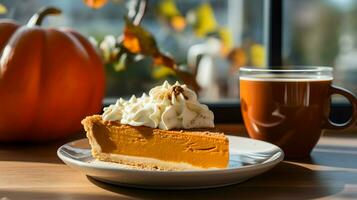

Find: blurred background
1;0;357;102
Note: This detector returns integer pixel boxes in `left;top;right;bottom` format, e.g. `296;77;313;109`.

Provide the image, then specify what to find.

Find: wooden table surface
1;125;357;200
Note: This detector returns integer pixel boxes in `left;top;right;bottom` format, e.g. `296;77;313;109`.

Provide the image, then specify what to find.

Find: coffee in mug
239;67;357;157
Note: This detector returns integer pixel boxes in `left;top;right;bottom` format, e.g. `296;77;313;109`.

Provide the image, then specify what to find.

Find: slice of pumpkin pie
82;81;229;171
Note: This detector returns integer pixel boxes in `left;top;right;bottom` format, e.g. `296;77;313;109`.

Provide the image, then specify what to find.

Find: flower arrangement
83;0;265;97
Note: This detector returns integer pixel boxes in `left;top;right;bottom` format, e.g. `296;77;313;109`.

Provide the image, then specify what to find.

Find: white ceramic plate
57;136;284;189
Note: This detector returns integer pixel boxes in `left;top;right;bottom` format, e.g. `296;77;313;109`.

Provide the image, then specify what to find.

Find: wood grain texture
0;126;357;200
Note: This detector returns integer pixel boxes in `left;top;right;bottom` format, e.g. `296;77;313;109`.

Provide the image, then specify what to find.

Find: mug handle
323;85;357;130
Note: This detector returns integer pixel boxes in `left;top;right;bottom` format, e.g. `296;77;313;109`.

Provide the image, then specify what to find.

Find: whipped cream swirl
102;81;214;130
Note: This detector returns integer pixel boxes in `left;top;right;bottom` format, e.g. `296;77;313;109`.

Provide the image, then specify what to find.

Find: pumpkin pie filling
83;81;229;170
83;115;229;170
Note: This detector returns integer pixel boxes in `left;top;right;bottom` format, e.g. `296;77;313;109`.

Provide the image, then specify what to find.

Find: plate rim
57;135;284;175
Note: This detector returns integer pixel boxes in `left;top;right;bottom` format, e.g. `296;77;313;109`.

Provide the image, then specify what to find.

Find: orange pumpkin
0;7;105;141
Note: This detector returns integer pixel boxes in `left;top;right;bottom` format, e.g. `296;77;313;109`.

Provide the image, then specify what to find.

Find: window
1;0;264;101
1;0;354;123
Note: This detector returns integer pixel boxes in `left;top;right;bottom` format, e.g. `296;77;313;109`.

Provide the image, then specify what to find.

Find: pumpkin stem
27;7;62;27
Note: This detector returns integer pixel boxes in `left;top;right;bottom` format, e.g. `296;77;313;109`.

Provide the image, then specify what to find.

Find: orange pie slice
82;115;229;170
